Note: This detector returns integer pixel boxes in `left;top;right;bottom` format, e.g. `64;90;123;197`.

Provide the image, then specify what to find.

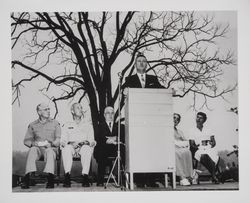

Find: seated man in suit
94;106;125;186
21;103;61;189
188;112;221;184
60;103;96;187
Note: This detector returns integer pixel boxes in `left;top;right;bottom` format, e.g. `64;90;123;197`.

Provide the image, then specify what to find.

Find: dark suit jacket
123;74;164;89
94;121;125;161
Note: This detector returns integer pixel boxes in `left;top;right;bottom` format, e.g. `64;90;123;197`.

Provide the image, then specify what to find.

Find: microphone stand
105;72;127;190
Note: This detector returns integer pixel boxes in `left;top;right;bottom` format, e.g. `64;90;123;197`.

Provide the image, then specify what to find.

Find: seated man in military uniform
60;103;96;187
21;103;61;189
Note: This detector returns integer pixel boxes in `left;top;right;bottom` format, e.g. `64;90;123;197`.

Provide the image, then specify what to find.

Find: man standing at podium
123;53;164;90
122;53;164;188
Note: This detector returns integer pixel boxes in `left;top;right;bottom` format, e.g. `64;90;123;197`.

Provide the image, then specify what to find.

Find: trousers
25;146;56;175
195;147;219;164
61;144;93;175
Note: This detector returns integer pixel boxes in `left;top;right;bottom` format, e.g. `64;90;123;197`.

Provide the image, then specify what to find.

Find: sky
11;11;238;152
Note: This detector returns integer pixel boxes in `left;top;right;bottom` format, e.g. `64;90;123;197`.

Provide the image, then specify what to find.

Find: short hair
36;103;49;112
197;112;207;122
36;104;41;112
174;113;181;121
104;106;114;114
136;53;147;60
71;102;82;113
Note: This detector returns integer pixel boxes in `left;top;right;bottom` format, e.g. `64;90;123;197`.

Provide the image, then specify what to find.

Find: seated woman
174;113;193;186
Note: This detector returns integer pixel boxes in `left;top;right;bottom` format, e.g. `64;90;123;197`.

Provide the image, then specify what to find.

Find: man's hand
33;141;39;147
44;140;52;148
210;135;216;148
71;142;79;149
106;137;117;145
90;141;96;147
123;88;128;97
60;141;66;148
78;140;90;146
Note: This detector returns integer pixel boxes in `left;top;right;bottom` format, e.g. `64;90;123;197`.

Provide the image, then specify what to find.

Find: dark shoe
82;174;90;187
63;173;71;188
21;183;30;189
29;179;36;186
46;183;55;188
136;182;146;188
146;182;159;188
96;176;104;187
21;173;30;189
46;173;55;189
212;176;220;184
96;182;104;187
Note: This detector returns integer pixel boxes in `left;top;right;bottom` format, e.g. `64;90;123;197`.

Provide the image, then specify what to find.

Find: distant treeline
12;149;238;176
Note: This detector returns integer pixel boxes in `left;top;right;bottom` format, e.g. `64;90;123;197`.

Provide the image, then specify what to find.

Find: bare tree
11;11;236;138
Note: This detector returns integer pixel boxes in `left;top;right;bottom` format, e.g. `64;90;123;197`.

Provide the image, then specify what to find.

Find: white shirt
106;121;113;132
137;73;146;88
174;127;189;148
188;126;219;163
61;119;95;144
188;126;215;147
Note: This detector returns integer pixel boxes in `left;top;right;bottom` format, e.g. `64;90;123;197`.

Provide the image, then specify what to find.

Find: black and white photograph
11;9;238;192
1;0;250;202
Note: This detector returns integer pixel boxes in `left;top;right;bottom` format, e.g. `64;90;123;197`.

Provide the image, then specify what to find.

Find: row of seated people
174;112;221;186
20;101;222;189
21;103;124;189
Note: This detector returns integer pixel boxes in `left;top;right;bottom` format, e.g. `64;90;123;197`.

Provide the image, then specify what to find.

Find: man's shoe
63;173;71;188
212;176;220;184
96;182;104;187
46;173;55;189
21;173;30;189
136;182;146;188
46;183;55;189
146;182;159;188
21;182;30;189
82;174;90;187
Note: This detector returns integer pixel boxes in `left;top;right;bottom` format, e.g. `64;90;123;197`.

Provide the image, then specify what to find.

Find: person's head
36;103;50;120
135;54;147;74
71;103;84;119
173;113;181;127
104;106;114;122
196;112;207;126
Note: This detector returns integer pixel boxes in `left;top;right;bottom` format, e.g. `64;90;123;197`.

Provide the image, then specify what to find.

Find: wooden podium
124;88;176;190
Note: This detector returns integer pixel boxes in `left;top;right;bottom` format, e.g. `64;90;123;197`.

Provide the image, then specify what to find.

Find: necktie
109;122;112;131
141;74;145;88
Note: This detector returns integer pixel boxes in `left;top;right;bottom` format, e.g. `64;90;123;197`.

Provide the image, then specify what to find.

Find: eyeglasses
39;108;50;111
105;112;114;115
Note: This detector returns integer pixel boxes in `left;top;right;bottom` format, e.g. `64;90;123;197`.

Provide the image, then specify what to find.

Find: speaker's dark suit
94;122;125;184
123;74;164;89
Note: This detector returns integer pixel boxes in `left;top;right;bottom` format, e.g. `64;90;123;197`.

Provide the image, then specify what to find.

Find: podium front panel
125;88;175;173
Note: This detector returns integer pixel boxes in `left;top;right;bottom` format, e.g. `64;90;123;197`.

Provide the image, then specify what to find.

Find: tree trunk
88;90;100;140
